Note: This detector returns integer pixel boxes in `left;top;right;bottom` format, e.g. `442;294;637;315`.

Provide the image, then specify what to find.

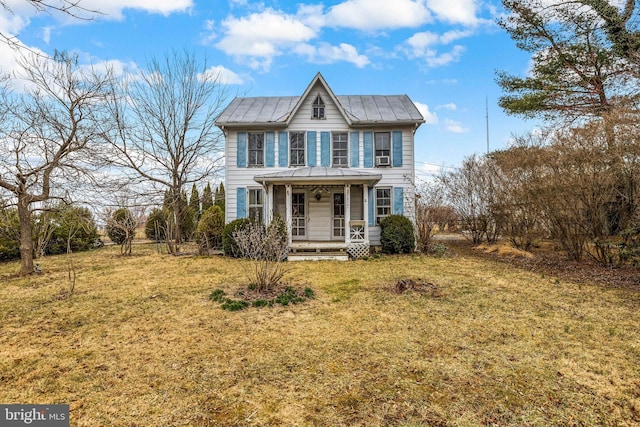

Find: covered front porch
254;167;381;260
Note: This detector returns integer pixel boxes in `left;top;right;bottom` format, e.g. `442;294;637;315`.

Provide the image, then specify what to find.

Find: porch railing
349;220;366;242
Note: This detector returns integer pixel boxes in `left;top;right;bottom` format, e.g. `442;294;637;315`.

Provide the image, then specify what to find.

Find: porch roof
253;167;382;185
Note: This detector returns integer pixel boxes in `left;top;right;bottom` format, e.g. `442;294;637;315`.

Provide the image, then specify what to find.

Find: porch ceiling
253;166;382;185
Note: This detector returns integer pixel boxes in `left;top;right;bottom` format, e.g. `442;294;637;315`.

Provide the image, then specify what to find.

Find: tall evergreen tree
214;182;226;217
189;183;201;216
202;183;214;211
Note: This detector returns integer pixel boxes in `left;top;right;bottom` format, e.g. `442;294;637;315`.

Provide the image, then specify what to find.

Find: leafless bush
232;217;290;292
415;182;455;253
439;155;502;244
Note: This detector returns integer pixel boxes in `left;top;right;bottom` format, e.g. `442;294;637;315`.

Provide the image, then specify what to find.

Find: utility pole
485;96;490;154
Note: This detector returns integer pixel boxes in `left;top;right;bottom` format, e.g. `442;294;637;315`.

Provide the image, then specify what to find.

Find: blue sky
1;0;538;182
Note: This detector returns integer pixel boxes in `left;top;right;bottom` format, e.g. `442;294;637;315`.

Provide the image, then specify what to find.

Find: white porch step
287;252;349;261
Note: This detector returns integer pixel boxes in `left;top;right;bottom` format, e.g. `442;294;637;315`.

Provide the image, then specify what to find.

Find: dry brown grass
475;243;535;259
1;245;640;426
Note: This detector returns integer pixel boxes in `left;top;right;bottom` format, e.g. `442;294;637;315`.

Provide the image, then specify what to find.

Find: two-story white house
215;73;424;259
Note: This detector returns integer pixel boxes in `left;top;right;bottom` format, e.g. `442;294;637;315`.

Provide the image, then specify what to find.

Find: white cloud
216;9;317;70
426;0;479;25
444;118;469;133
404;31;440;57
294;42;370;68
414;102;438;124
437;103;457;110
403;30;470;63
201;65;244;85
42;26;51;44
81;0;193;20
404;42;465;68
440;29;474;44
326;0;431;31
419;162;443;176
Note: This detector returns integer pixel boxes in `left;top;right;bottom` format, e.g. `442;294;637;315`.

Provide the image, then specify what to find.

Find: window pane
375;132;390;149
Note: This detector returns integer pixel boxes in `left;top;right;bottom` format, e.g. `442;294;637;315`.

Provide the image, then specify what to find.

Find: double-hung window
248;132;264;167
374;132;391;167
248;188;264;223
376;188;391;224
332;132;348;167
290;132;305;166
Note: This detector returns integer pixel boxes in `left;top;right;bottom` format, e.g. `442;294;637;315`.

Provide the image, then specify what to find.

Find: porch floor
290;240;348;251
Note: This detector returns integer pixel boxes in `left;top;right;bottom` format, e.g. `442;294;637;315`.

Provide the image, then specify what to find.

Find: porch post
344;184;351;244
363;184;369;245
267;184;274;225
285;184;292;246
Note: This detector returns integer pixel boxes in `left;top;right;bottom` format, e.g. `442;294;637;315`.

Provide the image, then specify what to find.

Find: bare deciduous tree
105;50;230;254
0;51;113;275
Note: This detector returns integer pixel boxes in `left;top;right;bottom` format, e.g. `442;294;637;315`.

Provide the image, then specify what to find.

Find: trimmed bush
145;208;168;242
222;218;252;257
196;205;225;253
380;214;415;254
106;208;136;245
46;206;101;255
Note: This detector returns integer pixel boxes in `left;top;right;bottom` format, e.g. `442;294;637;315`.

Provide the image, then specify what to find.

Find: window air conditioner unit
375;156;390;166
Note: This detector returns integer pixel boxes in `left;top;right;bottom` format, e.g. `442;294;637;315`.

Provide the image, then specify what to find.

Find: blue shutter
237;132;247;168
236;187;246;219
307;131;317;166
363;132;373;168
278;132;288;167
368;187;375;226
392;131;403;167
265;131;275;167
393;187;404;215
320;131;330;167
350;131;359;168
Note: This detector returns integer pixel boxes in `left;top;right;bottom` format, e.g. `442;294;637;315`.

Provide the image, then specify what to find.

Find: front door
291;192;306;240
332;192;345;239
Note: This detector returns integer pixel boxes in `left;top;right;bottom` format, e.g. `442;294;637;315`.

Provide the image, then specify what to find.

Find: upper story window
332;132;348;167
374;132;391;167
312;95;325;119
290;132;305;167
248;132;264;167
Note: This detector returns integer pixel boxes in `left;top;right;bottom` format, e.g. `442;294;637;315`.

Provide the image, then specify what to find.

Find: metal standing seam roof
215;94;424;126
253;167;383;184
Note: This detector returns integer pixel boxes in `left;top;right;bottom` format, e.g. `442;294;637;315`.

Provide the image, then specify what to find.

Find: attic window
312;95;325;119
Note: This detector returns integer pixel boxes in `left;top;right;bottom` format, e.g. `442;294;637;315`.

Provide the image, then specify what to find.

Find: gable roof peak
286;72;352;125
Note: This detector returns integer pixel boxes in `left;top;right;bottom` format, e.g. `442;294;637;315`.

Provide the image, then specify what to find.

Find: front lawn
1;244;639;426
